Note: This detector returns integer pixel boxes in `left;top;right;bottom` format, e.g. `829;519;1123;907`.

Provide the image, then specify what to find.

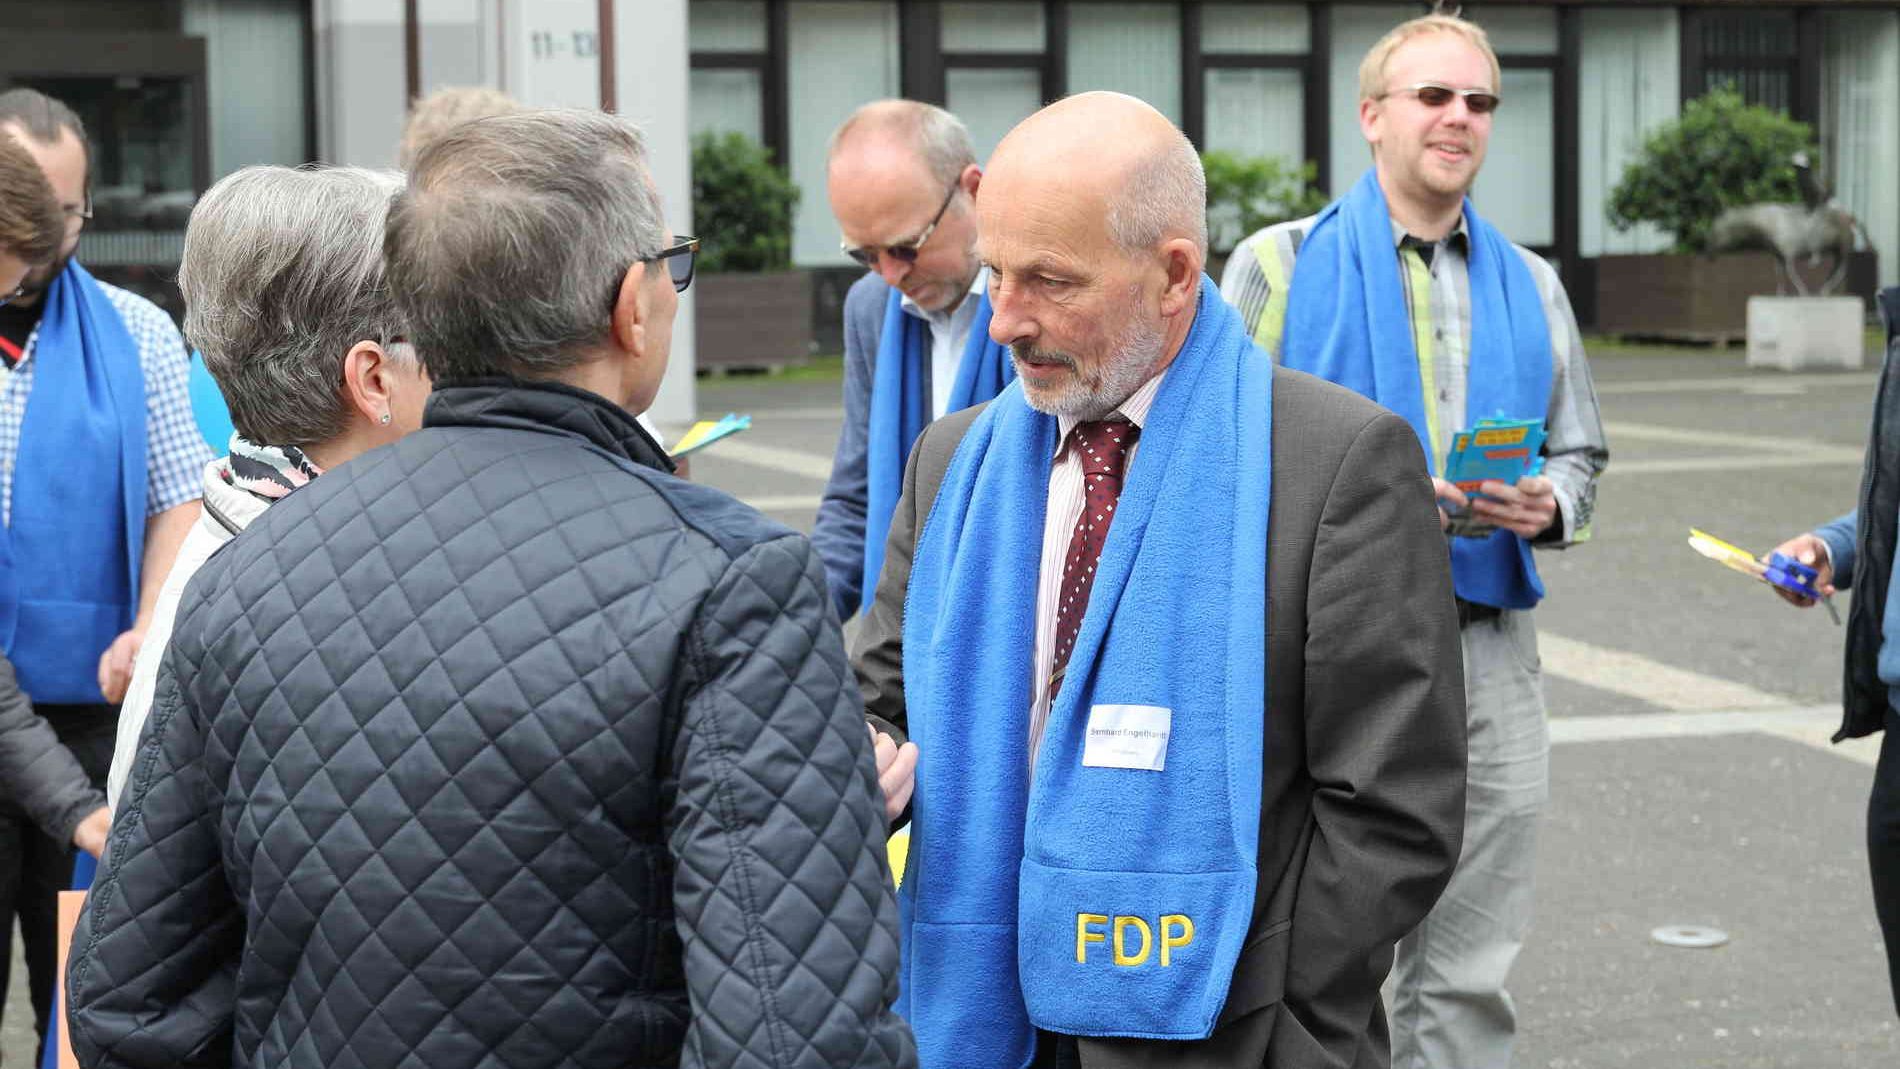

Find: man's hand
71;805;109;859
1469;475;1558;540
870;723;918;825
1765;532;1836;607
97;627;144;704
1430;478;1468;531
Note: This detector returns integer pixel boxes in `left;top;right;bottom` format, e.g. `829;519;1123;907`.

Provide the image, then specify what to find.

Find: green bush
691;131;800;272
1202;152;1330;256
1606;88;1818;253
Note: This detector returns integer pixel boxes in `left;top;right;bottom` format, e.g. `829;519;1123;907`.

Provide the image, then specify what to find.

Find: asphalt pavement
12;344;1896;1067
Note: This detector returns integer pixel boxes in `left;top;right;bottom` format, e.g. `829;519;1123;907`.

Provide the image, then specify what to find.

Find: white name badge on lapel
1081;704;1173;772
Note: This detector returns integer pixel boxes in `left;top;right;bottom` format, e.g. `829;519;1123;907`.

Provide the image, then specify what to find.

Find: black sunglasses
1384;81;1501;115
840;181;960;269
644;236;699;293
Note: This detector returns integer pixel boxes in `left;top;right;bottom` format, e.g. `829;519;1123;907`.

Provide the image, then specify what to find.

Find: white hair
180;165;409;448
827;99;977;186
1104;124;1208;256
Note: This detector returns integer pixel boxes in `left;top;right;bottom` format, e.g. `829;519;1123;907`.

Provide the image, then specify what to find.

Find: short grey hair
1105;124;1208;257
385;108;666;382
827;99;976;187
179;165;407;449
398;85;525;171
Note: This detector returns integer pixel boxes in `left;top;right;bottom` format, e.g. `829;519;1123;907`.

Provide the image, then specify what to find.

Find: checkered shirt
0;278;212;524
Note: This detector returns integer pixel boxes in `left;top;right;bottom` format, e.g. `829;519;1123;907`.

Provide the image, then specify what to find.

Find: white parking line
1594;371;1877;396
742;494;825;511
1550;706;1880;766
1540;632;1879;765
1600;419;1865;475
701;440;835;481
1539;632;1789;710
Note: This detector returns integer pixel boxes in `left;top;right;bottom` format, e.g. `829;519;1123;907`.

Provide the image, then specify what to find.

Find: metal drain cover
1650;925;1729;949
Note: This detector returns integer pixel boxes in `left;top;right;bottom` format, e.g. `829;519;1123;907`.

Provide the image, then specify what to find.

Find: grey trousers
1390;610;1550;1069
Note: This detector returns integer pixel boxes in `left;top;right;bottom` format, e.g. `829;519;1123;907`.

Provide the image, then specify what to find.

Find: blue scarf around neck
898;280;1268;1066
862;283;1012;613
1282;169;1552;610
0;261;148;703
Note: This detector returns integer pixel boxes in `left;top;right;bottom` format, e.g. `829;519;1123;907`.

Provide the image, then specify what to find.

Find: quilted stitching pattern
69;385;916;1069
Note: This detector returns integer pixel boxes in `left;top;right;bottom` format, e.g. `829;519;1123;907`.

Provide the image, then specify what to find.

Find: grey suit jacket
854;365;1468;1069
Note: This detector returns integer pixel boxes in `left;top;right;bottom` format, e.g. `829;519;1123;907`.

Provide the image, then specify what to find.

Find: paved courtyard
11;344;1898;1067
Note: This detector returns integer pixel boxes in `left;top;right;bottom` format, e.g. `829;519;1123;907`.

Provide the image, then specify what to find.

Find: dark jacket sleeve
852;405;944;739
1282;411;1467;1066
67;602;240;1069
0;655;103;846
812;274;886;619
668;532;916;1069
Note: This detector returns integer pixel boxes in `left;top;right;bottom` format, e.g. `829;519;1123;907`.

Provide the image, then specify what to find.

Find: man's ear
1158;237;1202;317
961;162;983;200
610;261;650;357
1359;96;1383;148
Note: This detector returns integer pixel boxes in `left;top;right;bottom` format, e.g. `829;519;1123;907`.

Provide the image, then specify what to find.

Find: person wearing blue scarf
1217;17;1608;1069
855;91;1467;1069
0;88;215;1063
814;101;1014;621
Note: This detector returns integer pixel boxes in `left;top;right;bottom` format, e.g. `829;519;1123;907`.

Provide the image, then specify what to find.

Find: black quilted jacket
68;380;916;1069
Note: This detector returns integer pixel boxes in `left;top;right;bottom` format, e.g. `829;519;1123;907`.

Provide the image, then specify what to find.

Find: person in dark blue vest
1769;286;1900;1018
0;87;211;1057
813;100;1014;621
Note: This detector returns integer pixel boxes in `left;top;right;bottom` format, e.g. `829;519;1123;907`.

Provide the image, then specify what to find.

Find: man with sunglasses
814;100;1014;622
68;108;914;1069
0;87;212;1059
1220;14;1608;1069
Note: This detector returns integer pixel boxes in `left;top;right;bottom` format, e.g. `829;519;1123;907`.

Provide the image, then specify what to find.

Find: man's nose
875;250;912;287
987;281;1036;347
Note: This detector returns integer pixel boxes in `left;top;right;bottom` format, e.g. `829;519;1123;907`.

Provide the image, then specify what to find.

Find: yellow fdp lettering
1160;914;1195;966
1076;913;1109;964
1112;916;1153;967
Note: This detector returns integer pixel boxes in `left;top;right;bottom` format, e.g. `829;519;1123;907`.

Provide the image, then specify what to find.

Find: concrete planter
1746;296;1866;370
1592;251;1876;343
695;270;814;370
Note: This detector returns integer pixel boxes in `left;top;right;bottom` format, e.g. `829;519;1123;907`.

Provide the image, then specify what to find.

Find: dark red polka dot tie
1049;419;1138;700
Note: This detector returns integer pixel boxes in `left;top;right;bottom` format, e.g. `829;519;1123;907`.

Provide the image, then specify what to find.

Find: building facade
4;0;1895;365
689;0;1900;323
0;0;697;422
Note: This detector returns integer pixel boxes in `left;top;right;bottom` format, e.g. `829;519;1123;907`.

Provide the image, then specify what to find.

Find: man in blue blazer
813;100;1012;619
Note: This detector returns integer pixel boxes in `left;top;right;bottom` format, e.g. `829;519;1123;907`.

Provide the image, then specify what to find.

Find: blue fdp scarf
1282;169;1552;609
0;261;148;703
898;280;1268;1066
862;284;1013;612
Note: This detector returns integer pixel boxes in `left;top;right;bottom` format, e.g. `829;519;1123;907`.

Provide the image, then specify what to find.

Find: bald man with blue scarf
814;101;1014;621
1221;16;1610;1069
855;91;1467;1069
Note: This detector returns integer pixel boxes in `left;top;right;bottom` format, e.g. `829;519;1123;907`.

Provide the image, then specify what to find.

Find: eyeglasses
840;181;960;269
1382;82;1501;115
62;192;92;236
0;282;24;307
643;236;699;293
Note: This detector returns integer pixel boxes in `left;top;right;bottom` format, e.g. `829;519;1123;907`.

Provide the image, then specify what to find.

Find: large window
1578;7;1679;257
1471;6;1559;251
786;1;899;265
1195;4;1309;166
1068;3;1183;124
690;0;772;149
1690;9;1801;114
942;1;1049;163
1823;9;1900;287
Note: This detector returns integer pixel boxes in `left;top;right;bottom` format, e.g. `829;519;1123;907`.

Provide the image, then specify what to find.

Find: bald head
989;92;1207;258
978;94;1206;421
